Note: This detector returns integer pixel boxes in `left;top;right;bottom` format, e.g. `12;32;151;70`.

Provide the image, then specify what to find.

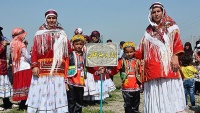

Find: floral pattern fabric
26;76;68;113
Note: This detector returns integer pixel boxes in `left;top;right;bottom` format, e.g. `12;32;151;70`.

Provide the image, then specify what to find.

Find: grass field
4;74;200;113
5;74;122;113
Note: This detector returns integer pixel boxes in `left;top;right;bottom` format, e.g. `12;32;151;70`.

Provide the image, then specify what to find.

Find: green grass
7;108;26;113
5;73;123;113
82;73;123;113
82;109;115;113
113;73;122;90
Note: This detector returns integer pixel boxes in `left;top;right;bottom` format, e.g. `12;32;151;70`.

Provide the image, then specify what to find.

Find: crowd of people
0;2;199;113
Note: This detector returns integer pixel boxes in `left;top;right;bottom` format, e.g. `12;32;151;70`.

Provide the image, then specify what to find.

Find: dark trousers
122;91;140;113
67;85;84;113
7;66;13;84
2;97;12;109
195;81;200;94
19;100;27;110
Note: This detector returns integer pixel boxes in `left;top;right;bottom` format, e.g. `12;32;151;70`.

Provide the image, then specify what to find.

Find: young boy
108;42;142;113
181;54;198;107
67;35;86;113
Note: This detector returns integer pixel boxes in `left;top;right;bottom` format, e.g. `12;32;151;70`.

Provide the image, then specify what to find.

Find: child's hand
140;85;144;93
98;67;106;74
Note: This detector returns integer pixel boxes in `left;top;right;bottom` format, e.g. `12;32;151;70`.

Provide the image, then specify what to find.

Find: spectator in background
74;28;83;35
23;40;28;48
194;40;200;50
181;54;197;108
84;35;91;44
106;39;114;81
10;28;32;110
107;39;112;44
0;36;13;110
118;41;126;80
84;30;116;102
193;42;200;94
119;41;125;60
90;30;102;43
184;42;193;56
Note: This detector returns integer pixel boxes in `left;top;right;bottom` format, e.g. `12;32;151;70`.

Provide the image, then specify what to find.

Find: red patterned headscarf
10;28;27;68
147;2;176;43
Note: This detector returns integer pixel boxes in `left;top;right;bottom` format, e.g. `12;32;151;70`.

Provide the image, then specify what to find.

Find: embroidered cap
122;42;136;49
71;35;85;42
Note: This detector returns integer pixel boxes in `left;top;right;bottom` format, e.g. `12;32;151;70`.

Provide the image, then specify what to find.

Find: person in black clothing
184;42;193;56
7;54;13;84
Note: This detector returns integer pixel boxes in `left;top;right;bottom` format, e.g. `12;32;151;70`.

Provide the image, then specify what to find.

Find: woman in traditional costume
10;28;32;110
136;2;186;113
26;9;71;113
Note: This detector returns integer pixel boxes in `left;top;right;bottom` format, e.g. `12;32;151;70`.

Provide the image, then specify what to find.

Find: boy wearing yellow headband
67;35;86;113
108;42;142;113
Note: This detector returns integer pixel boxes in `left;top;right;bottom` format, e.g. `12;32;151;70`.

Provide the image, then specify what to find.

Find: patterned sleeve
172;30;184;55
135;37;144;60
108;59;122;76
31;36;38;68
22;47;31;63
67;39;72;53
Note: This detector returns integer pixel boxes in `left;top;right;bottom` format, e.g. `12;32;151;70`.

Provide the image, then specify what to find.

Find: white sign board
86;43;118;67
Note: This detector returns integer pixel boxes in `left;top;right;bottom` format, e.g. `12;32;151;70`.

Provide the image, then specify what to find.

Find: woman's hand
32;67;39;77
171;55;180;72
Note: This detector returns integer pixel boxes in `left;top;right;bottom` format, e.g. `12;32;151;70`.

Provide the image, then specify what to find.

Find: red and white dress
11;47;32;101
26;29;70;113
0;44;12;98
84;67;116;101
136;5;186;113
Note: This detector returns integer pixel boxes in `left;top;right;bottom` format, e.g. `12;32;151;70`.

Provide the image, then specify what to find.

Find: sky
1;0;200;51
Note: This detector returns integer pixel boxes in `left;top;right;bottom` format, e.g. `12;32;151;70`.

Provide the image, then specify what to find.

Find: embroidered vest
68;51;86;77
121;58;142;84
